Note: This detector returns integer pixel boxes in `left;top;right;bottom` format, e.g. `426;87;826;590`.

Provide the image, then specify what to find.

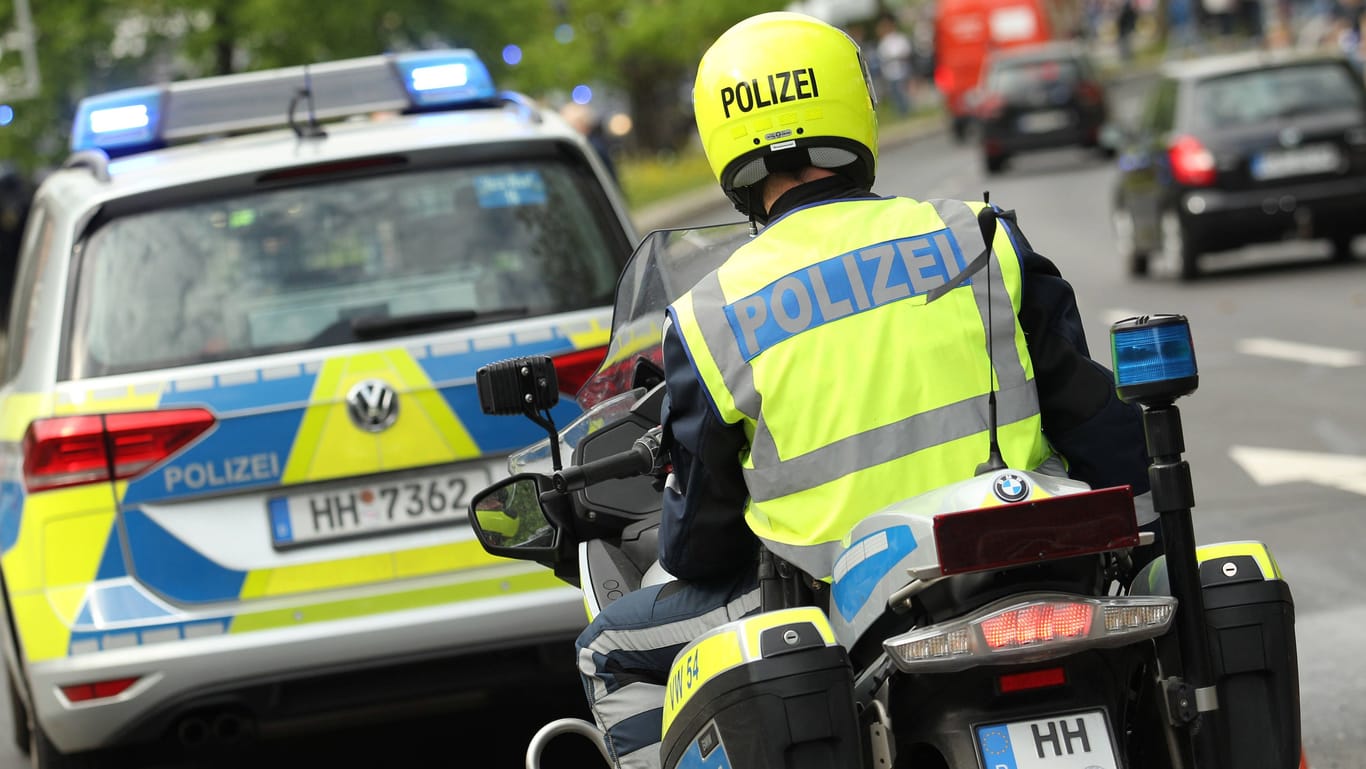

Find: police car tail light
60;676;141;704
23;409;216;493
931;485;1140;576
552;345;609;400
884;593;1177;674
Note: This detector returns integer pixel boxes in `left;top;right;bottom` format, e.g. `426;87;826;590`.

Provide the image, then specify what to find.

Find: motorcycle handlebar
552;426;665;494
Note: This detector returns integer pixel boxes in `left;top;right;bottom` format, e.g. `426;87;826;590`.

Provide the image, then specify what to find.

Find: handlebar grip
553;442;655;493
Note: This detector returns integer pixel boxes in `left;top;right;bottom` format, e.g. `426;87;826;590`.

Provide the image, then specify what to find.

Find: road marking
1236;338;1364;368
1230;446;1366;497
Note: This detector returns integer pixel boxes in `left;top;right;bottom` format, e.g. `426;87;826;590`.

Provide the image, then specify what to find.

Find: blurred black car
1111;50;1366;280
972;42;1111;174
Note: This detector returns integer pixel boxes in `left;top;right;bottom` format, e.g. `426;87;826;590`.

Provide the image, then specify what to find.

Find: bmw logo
993;472;1030;503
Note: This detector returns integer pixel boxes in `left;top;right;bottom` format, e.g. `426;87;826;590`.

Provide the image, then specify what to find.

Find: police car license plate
976;710;1119;769
268;468;490;549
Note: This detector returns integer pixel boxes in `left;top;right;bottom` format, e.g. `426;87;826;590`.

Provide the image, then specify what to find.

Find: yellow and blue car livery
0;48;636;760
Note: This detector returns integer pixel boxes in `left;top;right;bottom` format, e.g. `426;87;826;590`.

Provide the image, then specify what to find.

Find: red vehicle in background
934;0;1083;141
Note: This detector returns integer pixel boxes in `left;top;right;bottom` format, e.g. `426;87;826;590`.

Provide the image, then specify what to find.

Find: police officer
574;13;1153;769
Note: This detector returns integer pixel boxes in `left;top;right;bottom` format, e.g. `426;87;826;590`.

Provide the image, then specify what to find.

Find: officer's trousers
574;568;760;769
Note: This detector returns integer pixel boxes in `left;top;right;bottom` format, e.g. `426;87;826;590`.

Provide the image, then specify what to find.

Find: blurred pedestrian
0;164;33;328
876;14;914;116
1168;0;1205;57
1117;0;1139;59
560;102;618;183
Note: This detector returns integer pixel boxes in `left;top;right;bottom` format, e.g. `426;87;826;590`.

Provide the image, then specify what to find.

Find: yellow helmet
693;12;879;217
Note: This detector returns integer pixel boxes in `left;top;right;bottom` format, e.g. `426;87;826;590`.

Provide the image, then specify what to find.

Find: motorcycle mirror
467;474;561;560
475;356;559;416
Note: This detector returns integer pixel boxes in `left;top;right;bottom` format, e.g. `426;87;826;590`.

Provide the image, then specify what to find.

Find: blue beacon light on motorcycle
395;50;497;109
1110;314;1198;406
70;87;165;156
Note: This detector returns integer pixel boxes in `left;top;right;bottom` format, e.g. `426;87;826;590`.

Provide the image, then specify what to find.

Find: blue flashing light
71;87;165;155
394;50;497;109
1110;314;1198;403
571;85;593;104
502;44;523;66
0;105;13;127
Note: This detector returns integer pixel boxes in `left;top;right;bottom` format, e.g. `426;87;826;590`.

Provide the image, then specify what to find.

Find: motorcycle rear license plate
976;709;1119;769
267;468;489;549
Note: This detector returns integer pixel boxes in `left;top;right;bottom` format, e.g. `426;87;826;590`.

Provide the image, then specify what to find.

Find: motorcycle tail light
883;593;1176;674
980;602;1093;650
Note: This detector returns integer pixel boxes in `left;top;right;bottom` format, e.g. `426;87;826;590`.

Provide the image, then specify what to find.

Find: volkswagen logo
1279;127;1302;148
346;380;399;432
992;471;1031;503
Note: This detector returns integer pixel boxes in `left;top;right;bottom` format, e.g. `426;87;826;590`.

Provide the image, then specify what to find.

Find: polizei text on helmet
720;68;819;118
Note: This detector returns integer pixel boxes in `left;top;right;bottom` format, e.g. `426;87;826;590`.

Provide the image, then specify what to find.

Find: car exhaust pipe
176;715;210;748
212;711;253;745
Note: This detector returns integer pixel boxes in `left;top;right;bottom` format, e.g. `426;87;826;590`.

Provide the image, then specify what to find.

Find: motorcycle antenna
975;190;1007;476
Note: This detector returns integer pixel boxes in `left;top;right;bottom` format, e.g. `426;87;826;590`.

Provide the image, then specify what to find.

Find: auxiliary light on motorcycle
1110;314;1198;406
883;592;1177;674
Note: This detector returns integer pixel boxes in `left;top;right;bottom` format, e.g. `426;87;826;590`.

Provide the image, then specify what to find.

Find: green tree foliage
0;0;789;172
506;0;788;153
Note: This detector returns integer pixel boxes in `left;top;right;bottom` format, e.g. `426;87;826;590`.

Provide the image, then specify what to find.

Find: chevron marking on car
3;484;117;662
283;349;480;483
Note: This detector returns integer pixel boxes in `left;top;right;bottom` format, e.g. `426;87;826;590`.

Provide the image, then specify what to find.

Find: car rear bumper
982;111;1104;155
27;578;586;754
1178;176;1366;248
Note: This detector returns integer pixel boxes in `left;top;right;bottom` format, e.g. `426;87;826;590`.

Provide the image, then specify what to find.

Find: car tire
29;723;122;769
1161;210;1200;281
1331;234;1356;261
984;153;1008;175
1112;206;1149;276
951;117;970;144
8;669;30;755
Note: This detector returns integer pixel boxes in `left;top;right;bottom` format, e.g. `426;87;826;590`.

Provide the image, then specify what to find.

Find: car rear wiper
1273;104;1341;120
350;307;530;339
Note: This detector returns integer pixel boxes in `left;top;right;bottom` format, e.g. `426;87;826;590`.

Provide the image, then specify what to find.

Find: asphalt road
4;80;1363;769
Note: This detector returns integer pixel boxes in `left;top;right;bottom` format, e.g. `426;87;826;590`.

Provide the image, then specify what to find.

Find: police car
0;49;634;767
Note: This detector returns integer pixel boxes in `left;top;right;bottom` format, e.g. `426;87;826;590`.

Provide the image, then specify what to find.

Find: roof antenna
289;64;327;139
975;190;1007;476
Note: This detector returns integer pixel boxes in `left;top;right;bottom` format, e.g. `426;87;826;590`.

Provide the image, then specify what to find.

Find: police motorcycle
465;218;1304;769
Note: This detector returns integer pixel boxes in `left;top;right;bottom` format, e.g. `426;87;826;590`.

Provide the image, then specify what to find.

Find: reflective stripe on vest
671;197;1055;578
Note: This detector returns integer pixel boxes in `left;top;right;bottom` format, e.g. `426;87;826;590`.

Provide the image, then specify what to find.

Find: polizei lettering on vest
724;229;969;359
720;68;819;118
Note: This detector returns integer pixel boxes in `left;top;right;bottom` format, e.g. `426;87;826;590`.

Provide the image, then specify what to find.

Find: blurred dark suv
972;42;1112;174
1111;50;1366;280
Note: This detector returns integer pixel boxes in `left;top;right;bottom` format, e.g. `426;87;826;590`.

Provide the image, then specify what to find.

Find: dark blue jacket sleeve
657;313;757;582
1002;211;1151;493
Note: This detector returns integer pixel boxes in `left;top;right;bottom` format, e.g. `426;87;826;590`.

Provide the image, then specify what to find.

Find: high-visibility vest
668;196;1058;578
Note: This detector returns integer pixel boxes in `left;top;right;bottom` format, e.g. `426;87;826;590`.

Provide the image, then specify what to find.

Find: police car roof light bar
70;49;500;156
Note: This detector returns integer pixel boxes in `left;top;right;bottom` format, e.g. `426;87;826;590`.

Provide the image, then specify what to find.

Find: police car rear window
67;161;622;378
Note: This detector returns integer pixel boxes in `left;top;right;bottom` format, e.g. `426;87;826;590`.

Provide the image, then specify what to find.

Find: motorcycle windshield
577;221;753;408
